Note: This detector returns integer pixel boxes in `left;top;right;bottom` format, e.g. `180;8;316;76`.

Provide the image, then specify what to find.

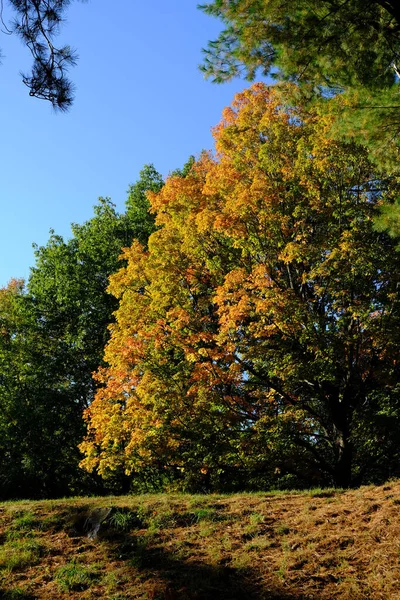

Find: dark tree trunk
333;433;353;488
330;394;354;488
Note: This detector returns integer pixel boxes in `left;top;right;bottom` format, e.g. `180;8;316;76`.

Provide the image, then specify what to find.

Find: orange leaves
81;83;400;487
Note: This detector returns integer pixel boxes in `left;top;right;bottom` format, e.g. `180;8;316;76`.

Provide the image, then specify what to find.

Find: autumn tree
81;85;400;490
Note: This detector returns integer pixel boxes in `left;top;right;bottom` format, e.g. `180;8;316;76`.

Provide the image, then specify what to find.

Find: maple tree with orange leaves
81;85;400;491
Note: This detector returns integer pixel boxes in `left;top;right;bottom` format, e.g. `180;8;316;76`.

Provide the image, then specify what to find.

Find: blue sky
0;1;249;286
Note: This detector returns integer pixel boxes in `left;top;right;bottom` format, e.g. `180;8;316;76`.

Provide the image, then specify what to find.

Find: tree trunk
333;433;353;488
330;395;354;488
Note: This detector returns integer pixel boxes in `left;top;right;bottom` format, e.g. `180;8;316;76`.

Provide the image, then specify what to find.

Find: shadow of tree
3;504;314;599
108;534;310;599
0;590;36;600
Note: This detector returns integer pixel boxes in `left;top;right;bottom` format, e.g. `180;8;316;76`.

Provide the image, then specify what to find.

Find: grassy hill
1;481;400;599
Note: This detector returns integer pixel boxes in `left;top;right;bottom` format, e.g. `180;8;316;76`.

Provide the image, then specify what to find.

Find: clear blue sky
0;0;249;286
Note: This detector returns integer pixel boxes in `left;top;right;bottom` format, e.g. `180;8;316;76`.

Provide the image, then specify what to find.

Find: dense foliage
0;166;162;498
200;0;400;87
80;85;400;491
0;278;87;498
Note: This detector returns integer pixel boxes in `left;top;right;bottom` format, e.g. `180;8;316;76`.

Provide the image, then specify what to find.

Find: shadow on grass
2;504;311;599
0;589;36;599
108;534;307;600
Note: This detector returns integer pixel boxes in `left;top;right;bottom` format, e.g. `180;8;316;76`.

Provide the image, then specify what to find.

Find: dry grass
0;481;400;599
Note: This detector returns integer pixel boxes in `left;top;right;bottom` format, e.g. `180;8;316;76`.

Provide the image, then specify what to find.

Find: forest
1;0;400;501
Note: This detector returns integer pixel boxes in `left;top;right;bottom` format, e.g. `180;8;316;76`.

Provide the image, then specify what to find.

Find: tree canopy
200;0;400;89
80;85;400;491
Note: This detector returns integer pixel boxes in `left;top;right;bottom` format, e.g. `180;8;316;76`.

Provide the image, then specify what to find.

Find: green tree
0;279;91;498
169;155;196;179
200;0;400;89
28;199;133;411
125;164;164;247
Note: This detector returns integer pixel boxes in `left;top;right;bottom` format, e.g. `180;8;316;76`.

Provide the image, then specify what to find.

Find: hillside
1;482;400;599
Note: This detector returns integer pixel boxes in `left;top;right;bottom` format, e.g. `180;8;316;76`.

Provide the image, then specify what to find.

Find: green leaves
125;164;163;247
200;1;400;90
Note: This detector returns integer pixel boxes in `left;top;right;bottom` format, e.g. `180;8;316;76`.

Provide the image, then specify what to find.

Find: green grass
5;511;39;542
0;538;42;571
190;507;222;523
108;509;139;531
10;511;38;531
0;588;33;599
55;559;101;592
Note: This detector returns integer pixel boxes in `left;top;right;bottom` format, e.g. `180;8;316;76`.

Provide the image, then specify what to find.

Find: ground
1;481;400;599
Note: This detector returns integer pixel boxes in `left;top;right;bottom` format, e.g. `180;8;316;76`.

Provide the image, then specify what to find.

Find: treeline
1;0;400;498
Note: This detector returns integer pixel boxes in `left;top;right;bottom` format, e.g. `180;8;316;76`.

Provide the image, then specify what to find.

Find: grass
0;482;399;598
54;559;101;592
108;509;139;532
0;537;42;571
